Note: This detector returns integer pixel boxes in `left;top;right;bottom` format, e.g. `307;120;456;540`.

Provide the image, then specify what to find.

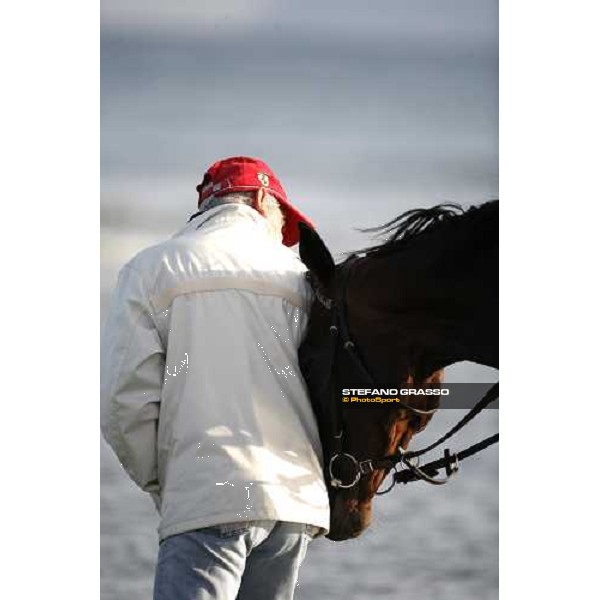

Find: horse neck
345;225;498;375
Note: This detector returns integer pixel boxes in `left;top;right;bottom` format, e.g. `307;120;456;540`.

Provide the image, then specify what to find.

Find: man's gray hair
199;192;259;213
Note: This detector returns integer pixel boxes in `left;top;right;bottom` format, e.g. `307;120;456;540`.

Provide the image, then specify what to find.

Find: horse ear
298;222;335;287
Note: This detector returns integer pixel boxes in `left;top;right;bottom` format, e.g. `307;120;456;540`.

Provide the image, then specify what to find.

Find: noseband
305;259;499;494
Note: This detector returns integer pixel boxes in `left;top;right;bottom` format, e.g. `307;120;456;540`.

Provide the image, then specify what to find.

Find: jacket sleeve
101;264;164;506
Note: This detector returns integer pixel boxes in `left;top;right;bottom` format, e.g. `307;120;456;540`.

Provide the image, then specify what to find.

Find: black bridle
304;259;499;495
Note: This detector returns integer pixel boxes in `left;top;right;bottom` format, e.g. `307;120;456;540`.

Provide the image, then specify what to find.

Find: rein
307;259;499;494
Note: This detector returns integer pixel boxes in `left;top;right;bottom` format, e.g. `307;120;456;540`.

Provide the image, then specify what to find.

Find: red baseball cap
196;156;314;246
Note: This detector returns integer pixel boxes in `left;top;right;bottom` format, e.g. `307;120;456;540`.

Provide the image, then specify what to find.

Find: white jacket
101;204;330;540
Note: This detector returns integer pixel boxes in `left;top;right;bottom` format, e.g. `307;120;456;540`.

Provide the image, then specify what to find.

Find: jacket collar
174;203;270;239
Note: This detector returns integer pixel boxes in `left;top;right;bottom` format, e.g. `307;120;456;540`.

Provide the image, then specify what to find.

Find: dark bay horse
298;200;498;541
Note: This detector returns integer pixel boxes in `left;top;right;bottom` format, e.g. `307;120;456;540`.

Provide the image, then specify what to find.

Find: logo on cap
257;172;269;187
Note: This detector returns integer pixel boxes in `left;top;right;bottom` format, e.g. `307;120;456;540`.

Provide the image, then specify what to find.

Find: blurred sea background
101;1;498;598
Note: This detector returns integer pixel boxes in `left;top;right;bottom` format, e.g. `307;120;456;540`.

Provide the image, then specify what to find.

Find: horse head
298;201;498;541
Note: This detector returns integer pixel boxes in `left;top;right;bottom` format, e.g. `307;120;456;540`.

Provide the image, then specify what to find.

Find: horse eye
409;415;424;432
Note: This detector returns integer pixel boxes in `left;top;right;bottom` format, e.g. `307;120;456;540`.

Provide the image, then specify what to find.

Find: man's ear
254;188;267;217
298;222;335;287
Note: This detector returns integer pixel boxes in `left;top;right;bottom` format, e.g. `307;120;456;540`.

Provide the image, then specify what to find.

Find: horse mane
352;201;495;258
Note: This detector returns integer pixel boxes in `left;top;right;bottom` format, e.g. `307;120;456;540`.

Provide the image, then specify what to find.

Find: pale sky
102;0;498;43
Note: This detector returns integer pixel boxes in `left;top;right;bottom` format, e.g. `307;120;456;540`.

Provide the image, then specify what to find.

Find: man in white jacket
101;156;330;600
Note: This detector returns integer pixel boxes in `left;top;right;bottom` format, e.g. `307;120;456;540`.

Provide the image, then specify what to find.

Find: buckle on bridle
397;445;460;486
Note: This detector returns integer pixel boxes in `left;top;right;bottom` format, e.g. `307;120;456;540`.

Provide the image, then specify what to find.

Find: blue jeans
153;520;319;600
